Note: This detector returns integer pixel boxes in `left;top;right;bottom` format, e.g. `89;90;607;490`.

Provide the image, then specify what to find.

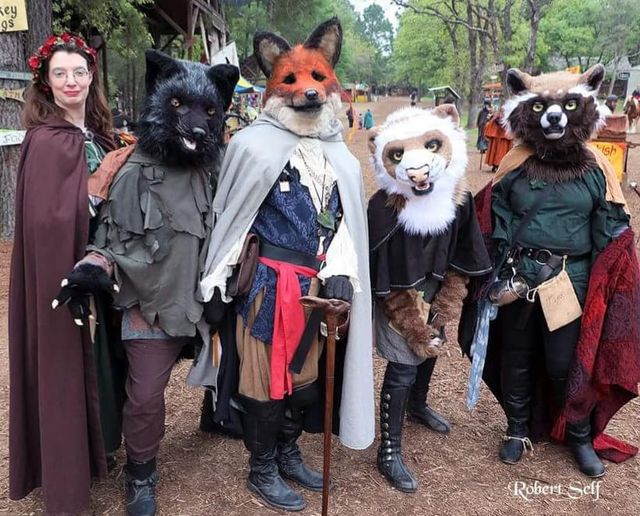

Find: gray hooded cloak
188;113;374;450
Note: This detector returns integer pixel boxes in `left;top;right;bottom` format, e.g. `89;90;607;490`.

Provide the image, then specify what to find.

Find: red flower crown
28;33;97;93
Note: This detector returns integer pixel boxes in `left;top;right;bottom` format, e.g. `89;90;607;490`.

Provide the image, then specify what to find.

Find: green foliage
358;3;394;54
52;0;152;57
224;0;383;85
391;2;466;92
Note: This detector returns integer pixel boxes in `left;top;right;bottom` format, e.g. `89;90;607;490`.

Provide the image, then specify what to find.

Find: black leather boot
500;327;533;465
124;458;158;516
240;396;305;511
499;419;532;464
566;418;605;477
377;364;418;492
408;358;450;434
277;407;324;492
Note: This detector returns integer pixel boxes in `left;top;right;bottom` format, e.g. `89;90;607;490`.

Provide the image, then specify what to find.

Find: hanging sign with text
0;0;28;33
0;129;26;147
0;87;25;102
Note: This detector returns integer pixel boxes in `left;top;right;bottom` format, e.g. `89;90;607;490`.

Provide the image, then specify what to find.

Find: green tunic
85;136;126;456
492;167;629;303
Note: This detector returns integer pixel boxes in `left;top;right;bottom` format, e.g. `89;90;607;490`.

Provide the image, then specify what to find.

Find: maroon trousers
123;338;187;462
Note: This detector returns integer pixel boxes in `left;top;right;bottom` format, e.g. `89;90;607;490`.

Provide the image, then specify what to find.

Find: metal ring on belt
520;248;589;266
259;241;323;271
521;248;555;265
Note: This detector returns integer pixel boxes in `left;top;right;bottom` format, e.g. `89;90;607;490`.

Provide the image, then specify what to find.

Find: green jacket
492;167;629;303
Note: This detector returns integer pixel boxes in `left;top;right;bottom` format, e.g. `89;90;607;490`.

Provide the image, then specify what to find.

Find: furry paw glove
383;289;444;359
430;272;469;325
52;263;119;326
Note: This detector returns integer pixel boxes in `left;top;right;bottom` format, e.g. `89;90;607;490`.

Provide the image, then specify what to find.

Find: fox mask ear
208;64;240;110
304;17;342;67
254;32;291;78
145;49;183;95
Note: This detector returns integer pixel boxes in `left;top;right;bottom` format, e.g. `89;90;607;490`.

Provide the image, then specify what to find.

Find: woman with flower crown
9;33;124;514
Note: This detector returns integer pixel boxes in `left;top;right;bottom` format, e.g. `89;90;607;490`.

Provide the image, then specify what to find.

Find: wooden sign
0;70;31;81
0;129;26;147
0;0;27;32
0;87;25;102
592;140;627;182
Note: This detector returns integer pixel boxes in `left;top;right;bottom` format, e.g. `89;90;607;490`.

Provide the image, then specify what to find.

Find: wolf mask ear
578;64;605;93
506;68;532;95
304;17;342;67
145;49;183;95
432;104;460;126
208;64;240;110
254;32;291;77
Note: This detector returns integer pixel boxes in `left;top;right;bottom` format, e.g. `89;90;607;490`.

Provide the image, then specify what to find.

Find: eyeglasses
50;68;91;82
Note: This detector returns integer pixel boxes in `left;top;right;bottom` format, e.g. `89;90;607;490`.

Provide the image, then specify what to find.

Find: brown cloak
9;119;108;514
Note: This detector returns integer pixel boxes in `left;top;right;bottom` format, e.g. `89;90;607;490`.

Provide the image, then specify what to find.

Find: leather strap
289;307;323;374
260;241;322;271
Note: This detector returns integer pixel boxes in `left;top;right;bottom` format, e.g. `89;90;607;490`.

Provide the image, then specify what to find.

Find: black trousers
499;300;581;422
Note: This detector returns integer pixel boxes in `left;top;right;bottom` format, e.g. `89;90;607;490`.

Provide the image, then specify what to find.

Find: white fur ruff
370;107;467;236
263;92;342;136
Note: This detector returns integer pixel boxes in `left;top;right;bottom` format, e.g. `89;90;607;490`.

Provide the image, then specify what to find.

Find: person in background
358;111;364;129
476;99;492;153
604;94;618;114
346;105;354;128
364;108;374;130
9;33;123;515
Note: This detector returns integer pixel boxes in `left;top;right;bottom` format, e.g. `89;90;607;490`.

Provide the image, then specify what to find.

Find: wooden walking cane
299;296;350;516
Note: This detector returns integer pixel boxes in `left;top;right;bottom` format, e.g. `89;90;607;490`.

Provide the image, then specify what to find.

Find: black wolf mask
136;49;239;166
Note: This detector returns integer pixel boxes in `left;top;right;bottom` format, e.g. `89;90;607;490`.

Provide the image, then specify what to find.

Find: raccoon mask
136;49;239;166
254;17;343;136
368;105;468;236
502;64;605;178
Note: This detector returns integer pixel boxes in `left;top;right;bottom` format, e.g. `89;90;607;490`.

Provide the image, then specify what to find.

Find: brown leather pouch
226;233;260;297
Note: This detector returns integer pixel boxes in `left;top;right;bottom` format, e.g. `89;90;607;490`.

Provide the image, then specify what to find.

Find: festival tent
235;75;264;93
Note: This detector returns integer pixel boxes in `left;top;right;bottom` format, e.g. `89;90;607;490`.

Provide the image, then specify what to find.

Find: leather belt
259;242;323;271
520;248;588;265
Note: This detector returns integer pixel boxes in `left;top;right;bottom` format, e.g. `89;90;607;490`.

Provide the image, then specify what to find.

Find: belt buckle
535;249;552;265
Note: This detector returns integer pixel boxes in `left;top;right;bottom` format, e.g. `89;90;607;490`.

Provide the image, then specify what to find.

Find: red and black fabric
459;181;640;462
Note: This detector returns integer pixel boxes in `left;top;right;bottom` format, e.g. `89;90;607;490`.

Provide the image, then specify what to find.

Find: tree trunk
0;0;52;237
523;0;550;73
609;55;620;96
466;2;481;129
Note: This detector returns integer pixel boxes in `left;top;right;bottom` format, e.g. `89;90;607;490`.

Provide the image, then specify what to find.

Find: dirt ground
1;96;639;515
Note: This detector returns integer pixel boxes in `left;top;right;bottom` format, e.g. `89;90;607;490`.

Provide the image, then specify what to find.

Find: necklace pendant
279;180;290;193
317;209;336;231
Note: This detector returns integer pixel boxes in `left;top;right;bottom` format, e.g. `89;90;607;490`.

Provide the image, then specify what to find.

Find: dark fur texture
383;290;443;358
136;50;239;167
505;65;604;182
507;95;599;181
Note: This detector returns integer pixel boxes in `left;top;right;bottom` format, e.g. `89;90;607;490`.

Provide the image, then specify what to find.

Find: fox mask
254;17;343;136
